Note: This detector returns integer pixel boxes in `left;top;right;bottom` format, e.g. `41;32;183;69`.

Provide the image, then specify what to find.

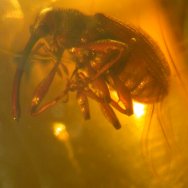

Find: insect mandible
11;8;170;129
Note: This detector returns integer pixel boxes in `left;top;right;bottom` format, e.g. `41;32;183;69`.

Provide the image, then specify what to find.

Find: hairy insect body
93;14;170;103
12;8;170;128
68;12;170;104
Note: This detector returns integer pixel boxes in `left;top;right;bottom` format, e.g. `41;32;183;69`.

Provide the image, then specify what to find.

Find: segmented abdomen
118;45;170;103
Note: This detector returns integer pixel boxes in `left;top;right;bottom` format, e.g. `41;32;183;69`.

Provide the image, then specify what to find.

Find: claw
100;103;121;129
31;87;69;116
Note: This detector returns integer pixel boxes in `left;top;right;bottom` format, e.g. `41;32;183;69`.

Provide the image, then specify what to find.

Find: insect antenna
149;101;174;177
156;102;172;151
158;14;188;96
157;99;177;154
141;100;174;177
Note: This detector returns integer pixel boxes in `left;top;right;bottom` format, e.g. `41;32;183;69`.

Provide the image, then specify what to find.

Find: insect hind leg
110;76;133;116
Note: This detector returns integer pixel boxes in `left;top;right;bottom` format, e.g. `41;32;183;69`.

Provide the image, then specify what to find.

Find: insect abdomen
118;47;169;103
95;13;170;103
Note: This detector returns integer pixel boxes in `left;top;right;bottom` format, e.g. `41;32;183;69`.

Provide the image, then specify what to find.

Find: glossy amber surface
0;0;188;188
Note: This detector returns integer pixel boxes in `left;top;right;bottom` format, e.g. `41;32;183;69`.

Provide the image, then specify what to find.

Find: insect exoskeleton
12;8;170;129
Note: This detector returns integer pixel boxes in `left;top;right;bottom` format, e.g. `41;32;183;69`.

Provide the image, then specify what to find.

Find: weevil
12;8;170;129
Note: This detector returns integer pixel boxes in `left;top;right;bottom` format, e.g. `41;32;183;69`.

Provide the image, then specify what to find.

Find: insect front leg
30;83;69;116
30;48;64;115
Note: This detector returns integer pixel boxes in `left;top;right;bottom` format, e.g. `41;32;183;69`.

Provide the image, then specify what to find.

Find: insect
11;8;170;129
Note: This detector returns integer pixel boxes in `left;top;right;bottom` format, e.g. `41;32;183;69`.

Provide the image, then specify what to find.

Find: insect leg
79;39;133;115
75;67;110;120
30;59;61;114
76;90;90;120
30;90;69;116
90;77;111;102
80;39;128;80
110;76;133;116
30;77;71;116
85;64;111;102
100;102;121;129
83;88;121;129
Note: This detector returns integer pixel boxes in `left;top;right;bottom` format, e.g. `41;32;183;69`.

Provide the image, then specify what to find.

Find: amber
0;0;188;188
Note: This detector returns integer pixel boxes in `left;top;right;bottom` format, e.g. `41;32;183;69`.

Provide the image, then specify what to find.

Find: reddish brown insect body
12;8;170;129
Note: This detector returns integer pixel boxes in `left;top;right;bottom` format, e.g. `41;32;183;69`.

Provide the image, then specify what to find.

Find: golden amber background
0;0;188;188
